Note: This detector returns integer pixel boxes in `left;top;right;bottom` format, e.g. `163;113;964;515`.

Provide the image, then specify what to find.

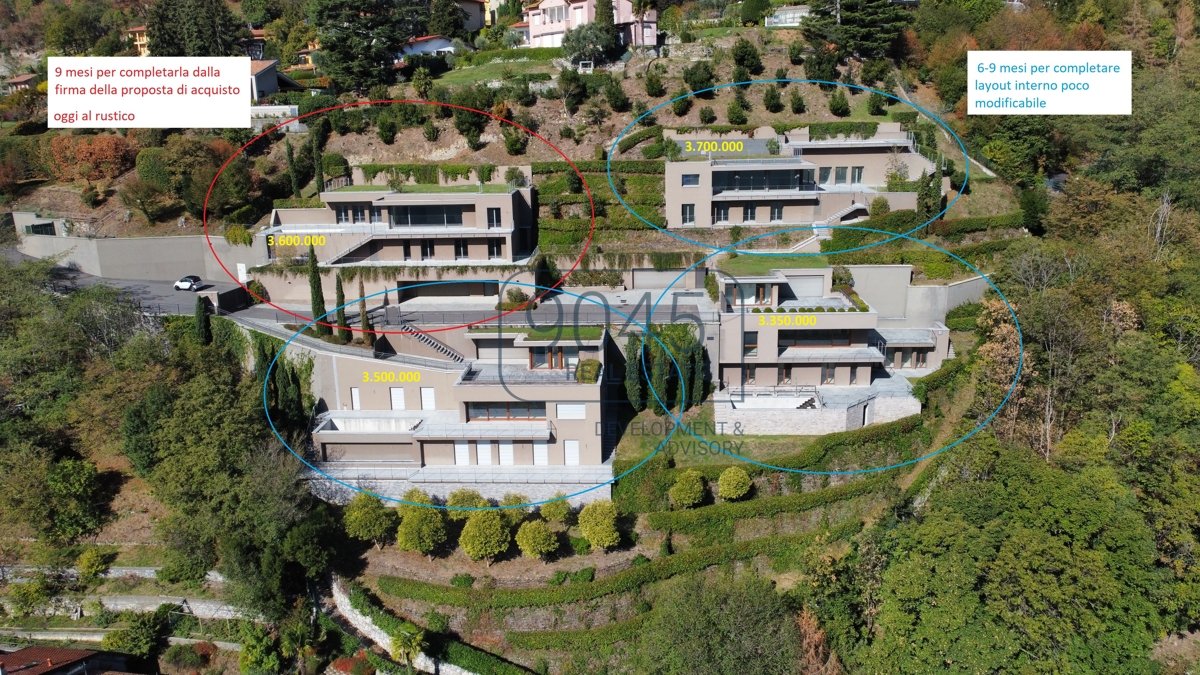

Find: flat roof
777;346;885;363
876;328;936;347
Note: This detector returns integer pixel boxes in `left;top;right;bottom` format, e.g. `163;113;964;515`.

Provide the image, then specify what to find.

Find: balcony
458;363;603;385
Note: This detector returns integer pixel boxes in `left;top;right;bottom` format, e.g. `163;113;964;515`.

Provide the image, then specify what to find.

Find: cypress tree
593;0;619;58
335;274;350;343
625;336;646;411
650;341;671;416
285;140;300;197
307;244;329;335
312;135;325;193
194;296;212;345
358;278;375;347
690;340;707;407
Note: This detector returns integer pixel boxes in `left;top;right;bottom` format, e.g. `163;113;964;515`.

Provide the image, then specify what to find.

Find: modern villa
288;321;619;503
265;183;537;269
711;265;950;435
664;123;939;229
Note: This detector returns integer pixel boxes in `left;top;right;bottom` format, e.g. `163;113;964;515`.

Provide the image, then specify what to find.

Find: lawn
336;183;513;194
436;60;556;87
718;252;829;275
614;406;819;467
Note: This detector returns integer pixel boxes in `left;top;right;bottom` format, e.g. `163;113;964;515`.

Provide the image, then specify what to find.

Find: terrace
457;362;603;385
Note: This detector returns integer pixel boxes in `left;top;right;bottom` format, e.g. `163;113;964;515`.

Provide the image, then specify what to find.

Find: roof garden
467;324;608;341
334;183;514;194
717;253;829;276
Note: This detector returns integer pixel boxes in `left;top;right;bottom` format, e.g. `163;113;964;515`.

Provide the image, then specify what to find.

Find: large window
818;167;831;184
335;206;350;224
822;364;836;384
834;167;848;185
420;241;435;259
743;204;756;222
681;203;695;224
779;329;851;347
390;205;464;227
488;239;502;258
454;239;469;259
851;166;864;184
770;203;783;222
546;6;566;22
743;331;758;357
681;173;700;186
487;207;502;228
714;203;729;223
468;401;547;420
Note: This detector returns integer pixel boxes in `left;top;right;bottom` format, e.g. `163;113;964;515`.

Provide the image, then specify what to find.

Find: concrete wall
17;233;266;283
847;264;990;328
713;391;918;435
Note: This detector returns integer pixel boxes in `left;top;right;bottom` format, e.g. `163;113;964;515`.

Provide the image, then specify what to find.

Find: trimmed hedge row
505;614;647;650
459;46;563;66
273;197;324;208
377;524;859;610
821;209;920;253
616;126;664;154
808;121;879;140
613;416;925;513
890;110;919;124
645;475;890;535
347;581;529;675
532;160;664;174
911;356;969;405
929;212;1023;238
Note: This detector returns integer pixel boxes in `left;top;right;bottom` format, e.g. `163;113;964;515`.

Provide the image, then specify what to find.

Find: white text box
967;50;1131;116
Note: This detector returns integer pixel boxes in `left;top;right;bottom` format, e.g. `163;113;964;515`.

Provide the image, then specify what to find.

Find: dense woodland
1;0;1199;671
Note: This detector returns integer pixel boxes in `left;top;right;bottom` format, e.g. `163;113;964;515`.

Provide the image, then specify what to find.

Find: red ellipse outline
201;100;596;335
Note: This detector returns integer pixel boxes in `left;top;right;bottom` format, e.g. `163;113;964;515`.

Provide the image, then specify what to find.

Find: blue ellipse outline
261;279;689;511
642;224;1023;475
606;79;970;257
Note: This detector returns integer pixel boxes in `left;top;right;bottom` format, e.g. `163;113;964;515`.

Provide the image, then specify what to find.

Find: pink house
524;0;657;48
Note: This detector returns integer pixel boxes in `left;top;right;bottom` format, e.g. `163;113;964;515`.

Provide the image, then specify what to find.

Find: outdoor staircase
948;344;957;359
812;201;870;238
323;234;374;265
396;317;465;362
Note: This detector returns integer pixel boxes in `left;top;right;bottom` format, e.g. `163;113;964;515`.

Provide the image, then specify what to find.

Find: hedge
911;356;969;405
645;475;891;544
531;160;664;174
346;581;529;674
617;126;663;154
459;46;563;66
272;197;324;208
820;209;920;253
929;212;1023;238
505;614;647;650
808;121;878;140
890;110;919;125
613;415;925;514
945;302;982;332
377;524;859;610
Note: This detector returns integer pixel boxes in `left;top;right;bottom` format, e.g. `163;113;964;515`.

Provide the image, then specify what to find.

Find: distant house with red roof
0;646;128;675
508;20;531;46
3;72;40;95
399;35;459;57
124;25;149;56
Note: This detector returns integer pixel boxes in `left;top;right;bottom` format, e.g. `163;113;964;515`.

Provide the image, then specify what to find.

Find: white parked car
174;275;203;291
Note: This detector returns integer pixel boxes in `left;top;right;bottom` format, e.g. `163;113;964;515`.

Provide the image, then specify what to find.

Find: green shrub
569;535;592;556
717;467;752;501
163;644;206;668
668;469;706;509
698;106;717;124
575;358;602;383
450;573;475;588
